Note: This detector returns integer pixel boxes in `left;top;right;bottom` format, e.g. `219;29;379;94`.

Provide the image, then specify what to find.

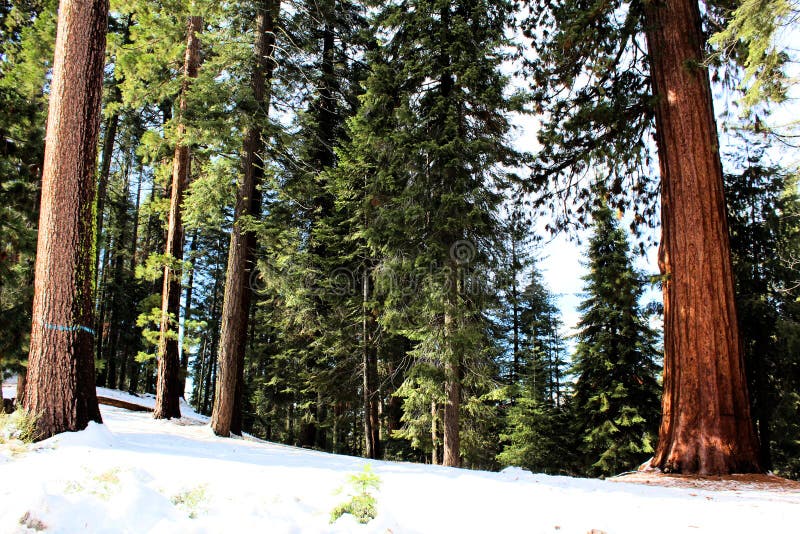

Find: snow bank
1;390;798;533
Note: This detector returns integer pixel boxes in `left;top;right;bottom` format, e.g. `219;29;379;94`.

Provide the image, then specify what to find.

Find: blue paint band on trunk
43;323;96;336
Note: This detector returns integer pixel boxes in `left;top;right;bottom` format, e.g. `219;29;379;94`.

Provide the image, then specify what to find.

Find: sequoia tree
524;0;762;474
211;0;277;437
153;14;203;420
22;0;108;438
644;0;761;474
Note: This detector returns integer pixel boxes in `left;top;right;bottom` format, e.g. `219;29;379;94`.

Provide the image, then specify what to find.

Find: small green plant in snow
0;406;40;444
330;464;381;524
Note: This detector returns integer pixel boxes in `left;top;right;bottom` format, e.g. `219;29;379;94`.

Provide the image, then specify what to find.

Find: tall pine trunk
644;0;762;474
362;266;381;458
154;15;202;420
211;0;277;436
442;308;460;467
179;230;198;396
23;0;108;439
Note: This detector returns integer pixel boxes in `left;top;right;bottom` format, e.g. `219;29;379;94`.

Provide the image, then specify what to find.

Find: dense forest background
1;0;799;478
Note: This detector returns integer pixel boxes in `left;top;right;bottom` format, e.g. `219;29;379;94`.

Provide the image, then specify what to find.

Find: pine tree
570;202;661;477
340;0;519;467
22;0;108;438
154;13;203;420
709;0;797;112
0;0;56;398
212;0;279;437
725;137;800;478
498;265;572;474
249;0;370;450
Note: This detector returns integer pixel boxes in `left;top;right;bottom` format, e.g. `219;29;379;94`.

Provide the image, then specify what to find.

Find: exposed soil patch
611;471;800;494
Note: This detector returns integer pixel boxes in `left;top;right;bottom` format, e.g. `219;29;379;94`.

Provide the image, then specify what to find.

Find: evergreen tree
570;202;661;477
0;0;55;395
247;0;370;450
338;0;519;467
498;265;572;474
212;0;279;438
725;138;800;478
524;0;762;474
709;0;798;113
22;0;108;438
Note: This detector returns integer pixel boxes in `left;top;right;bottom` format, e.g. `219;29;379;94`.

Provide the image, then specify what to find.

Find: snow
2;390;799;533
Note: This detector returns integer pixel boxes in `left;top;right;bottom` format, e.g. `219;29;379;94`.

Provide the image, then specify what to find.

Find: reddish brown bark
644;0;762;474
211;0;277;436
154;15;202;420
22;0;108;439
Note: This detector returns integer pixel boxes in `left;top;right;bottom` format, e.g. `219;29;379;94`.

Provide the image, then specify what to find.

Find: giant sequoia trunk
644;0;762;474
211;0;276;436
154;15;202;420
22;0;108;439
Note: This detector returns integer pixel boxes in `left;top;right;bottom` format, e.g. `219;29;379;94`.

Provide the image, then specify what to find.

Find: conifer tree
251;0;370;449
725;138;800;478
212;0;278;437
340;0;519;467
570;203;660;477
154;13;203;420
524;0;762;474
498;265;572;474
22;0;108;438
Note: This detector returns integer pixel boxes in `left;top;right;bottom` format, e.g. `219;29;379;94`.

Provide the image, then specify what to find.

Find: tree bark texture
442;309;460;467
644;0;762;474
362;267;381;458
211;0;276;436
154;15;202;420
22;0;108;439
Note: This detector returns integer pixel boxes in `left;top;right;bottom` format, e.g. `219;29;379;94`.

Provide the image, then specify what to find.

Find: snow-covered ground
2;388;799;533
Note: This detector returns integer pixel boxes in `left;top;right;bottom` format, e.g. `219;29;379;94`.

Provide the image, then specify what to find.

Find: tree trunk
644;0;762;474
211;0;276;436
94;16;130;283
179;230;198;396
118;169;143;392
362;267;381;459
154;15;202;420
16;371;26;405
95;111;119;278
431;400;439;465
22;0;108;439
94;241;111;387
442;348;460;467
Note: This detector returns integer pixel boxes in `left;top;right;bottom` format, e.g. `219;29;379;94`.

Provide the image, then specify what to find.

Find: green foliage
0;0;53;377
497;263;573;474
725;138;800;479
392;364;446;455
570;202;661;477
330;465;381;525
523;0;658;236
709;0;797;112
332;0;520;467
0;406;41;443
